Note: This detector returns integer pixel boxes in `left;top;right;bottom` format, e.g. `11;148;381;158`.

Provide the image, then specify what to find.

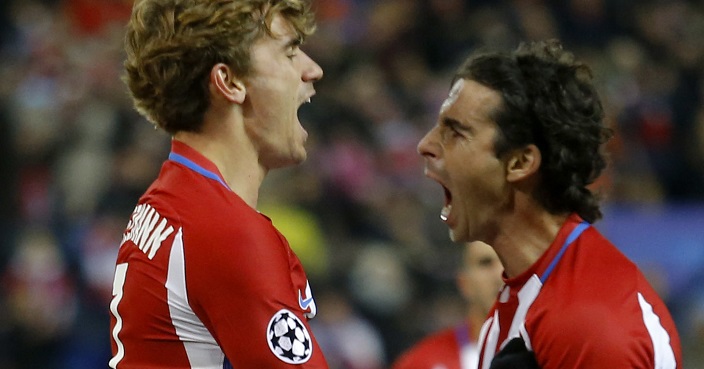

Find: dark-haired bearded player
417;39;681;369
108;0;328;368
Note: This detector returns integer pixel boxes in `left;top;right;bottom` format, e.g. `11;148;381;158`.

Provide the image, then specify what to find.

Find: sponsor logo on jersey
267;309;313;364
299;294;313;310
298;281;317;319
121;203;174;259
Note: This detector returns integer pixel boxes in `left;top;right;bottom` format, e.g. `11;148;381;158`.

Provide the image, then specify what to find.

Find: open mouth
440;185;452;221
298;97;312;109
297;97;312;123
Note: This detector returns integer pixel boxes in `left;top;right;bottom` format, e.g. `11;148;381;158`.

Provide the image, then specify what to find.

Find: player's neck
468;308;487;341
491;209;568;279
173;120;266;209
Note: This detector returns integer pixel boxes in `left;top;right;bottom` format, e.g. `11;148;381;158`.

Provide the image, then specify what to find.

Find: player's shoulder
553;227;641;290
391;327;460;369
147;161;274;238
526;287;652;368
526;291;673;368
526;229;671;361
138;161;291;268
412;326;459;350
149;160;232;208
536;230;647;307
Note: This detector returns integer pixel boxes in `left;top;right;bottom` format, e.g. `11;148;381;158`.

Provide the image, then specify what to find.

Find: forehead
440;79;465;114
441;79;502;125
249;13;298;63
268;13;299;40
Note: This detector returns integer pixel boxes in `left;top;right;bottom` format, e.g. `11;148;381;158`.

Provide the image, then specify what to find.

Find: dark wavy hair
454;39;612;223
123;0;316;134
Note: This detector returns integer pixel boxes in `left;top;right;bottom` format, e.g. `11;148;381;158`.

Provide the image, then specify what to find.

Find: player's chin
294;133;309;163
449;228;460;243
268;147;306;169
284;146;308;167
292;149;307;164
448;225;469;243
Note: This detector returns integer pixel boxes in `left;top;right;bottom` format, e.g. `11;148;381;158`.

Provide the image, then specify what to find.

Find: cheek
450;156;504;195
474;276;497;298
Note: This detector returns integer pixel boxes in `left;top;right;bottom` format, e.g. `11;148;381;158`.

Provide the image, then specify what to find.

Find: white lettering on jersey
121;203;174;260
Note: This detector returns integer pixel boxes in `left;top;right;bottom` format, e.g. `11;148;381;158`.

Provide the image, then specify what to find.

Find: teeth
440;205;451;221
306;98;311;103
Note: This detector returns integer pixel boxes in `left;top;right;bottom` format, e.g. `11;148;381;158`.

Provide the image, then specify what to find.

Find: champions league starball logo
267;309;313;364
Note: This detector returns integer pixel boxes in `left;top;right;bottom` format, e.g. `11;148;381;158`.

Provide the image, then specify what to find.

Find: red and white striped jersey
108;140;328;369
477;214;682;369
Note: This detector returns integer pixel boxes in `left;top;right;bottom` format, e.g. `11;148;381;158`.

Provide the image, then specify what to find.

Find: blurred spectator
1;227;78;369
391;241;504;369
683;292;704;369
310;287;387;369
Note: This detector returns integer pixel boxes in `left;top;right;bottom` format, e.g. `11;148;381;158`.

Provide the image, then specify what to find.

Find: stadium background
0;0;702;368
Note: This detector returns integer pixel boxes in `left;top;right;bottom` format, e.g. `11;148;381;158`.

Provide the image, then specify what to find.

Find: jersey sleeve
184;217;328;368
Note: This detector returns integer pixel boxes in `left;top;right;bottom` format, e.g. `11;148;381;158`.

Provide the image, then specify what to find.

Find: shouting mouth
440;185;452;222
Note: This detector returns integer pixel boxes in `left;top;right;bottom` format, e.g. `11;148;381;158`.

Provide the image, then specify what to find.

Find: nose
301;51;323;82
417;126;439;159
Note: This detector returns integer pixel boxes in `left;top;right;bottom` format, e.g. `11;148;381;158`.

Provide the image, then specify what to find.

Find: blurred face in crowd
418;79;510;243
241;13;323;170
458;241;504;314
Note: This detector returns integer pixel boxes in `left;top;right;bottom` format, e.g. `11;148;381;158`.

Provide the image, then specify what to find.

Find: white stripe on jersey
477;316;492;369
478;275;543;369
109;263;129;369
637;292;676;369
480;311;500;369
166;227;225;369
504;275;542;350
479;274;543;369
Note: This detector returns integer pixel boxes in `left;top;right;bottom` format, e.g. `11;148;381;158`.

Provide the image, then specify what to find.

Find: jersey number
109;263;128;368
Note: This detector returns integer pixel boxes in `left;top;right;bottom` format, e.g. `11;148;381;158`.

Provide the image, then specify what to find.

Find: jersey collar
503;213;590;286
168;140;231;191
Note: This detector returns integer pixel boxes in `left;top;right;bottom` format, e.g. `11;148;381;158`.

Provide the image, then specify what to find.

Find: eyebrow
284;35;303;48
442;117;468;132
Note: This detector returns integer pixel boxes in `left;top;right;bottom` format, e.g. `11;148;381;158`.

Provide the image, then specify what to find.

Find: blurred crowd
0;0;703;368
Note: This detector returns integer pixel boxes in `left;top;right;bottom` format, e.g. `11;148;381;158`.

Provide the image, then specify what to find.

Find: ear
210;63;246;104
505;144;541;183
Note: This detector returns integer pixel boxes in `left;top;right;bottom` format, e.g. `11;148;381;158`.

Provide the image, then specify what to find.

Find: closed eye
478;256;496;267
441;117;468;139
285;36;303;59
